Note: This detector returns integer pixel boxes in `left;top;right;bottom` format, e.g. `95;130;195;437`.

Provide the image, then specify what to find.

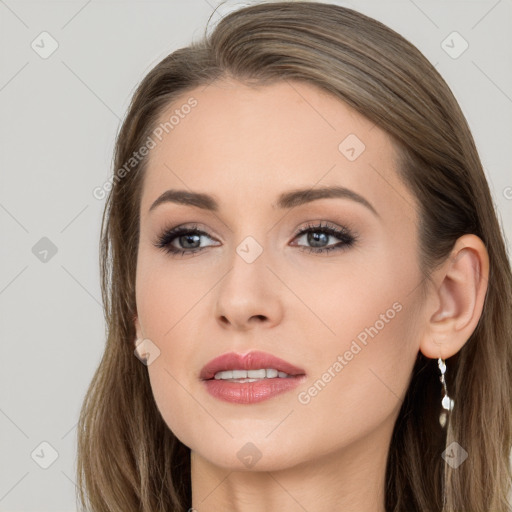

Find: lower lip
203;376;306;404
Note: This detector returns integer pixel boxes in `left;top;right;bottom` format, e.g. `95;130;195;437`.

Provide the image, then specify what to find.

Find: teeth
248;369;266;378
213;368;290;380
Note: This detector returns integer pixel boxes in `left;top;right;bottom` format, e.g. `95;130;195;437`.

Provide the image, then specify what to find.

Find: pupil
308;231;328;247
181;234;200;248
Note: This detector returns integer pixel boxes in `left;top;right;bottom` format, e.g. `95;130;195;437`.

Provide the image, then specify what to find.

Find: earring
438;358;454;428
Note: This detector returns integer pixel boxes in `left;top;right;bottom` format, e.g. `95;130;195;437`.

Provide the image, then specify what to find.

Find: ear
419;234;489;360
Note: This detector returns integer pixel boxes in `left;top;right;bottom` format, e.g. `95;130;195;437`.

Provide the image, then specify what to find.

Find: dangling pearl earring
438;358;454;428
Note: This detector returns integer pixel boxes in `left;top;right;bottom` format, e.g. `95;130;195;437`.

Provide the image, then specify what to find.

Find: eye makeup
153;220;359;257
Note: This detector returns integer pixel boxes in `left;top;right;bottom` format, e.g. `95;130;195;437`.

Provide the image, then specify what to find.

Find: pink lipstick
200;350;306;404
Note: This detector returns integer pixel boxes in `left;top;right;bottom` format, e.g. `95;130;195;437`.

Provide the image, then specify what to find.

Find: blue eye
291;221;356;254
154;221;357;257
154;223;218;256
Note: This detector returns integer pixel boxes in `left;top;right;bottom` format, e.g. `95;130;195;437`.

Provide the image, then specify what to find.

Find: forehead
139;78;417;224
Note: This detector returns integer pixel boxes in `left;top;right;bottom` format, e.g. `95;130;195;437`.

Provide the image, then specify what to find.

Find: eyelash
153;221;358;257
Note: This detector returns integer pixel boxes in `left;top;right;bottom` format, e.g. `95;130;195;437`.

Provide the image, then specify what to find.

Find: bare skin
133;78;489;512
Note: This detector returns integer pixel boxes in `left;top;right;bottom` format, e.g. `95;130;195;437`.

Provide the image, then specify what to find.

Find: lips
199;350;306;381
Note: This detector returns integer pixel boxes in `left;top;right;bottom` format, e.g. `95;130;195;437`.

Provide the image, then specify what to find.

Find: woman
76;2;512;511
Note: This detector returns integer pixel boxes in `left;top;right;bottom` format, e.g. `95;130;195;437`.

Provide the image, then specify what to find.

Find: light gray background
1;0;511;510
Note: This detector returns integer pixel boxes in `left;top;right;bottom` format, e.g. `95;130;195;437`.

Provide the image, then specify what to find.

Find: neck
190;421;391;512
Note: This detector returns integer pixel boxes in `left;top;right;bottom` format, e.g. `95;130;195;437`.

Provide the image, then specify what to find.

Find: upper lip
200;350;306;380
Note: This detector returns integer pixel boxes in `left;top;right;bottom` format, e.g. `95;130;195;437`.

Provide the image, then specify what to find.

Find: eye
290;221;357;254
153;223;220;257
154;221;358;257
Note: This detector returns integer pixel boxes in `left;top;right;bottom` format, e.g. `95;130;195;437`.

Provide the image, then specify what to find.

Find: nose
214;243;284;331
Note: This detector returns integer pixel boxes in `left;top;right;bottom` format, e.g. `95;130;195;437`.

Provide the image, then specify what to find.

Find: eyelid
154;220;353;244
156;222;222;242
153;219;359;257
152;222;220;250
290;221;358;253
291;219;353;238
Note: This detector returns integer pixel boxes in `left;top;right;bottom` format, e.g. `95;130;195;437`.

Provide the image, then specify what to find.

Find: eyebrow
148;185;379;217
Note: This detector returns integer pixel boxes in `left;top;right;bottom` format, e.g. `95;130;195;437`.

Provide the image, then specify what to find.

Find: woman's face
134;78;425;470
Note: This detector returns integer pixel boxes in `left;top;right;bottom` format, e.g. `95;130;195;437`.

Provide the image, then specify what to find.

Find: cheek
146;362;201;448
135;252;215;339
286;297;420;465
135;255;218;446
287;248;414;360
289;250;421;433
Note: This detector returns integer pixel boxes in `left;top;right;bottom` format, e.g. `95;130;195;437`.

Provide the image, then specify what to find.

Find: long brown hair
76;2;512;510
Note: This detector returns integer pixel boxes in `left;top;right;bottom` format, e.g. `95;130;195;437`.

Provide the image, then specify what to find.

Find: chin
188;435;312;473
201;450;302;472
